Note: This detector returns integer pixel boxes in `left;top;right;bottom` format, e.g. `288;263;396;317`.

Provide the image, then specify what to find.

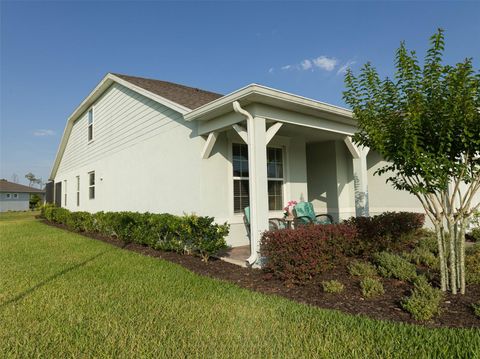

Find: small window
76;176;80;206
87;109;94;142
88;171;95;199
13;193;18;199
5;193;11;199
64;180;67;206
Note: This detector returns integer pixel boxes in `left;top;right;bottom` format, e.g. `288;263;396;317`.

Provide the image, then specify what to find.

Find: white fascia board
49;73;191;180
184;83;354;123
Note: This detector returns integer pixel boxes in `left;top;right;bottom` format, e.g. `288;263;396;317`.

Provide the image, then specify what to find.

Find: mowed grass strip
0;212;479;358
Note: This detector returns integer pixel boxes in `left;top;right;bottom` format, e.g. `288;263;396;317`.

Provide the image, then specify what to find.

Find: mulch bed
43;220;480;329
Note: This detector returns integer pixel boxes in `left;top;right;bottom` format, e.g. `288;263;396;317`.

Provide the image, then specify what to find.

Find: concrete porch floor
218;245;250;267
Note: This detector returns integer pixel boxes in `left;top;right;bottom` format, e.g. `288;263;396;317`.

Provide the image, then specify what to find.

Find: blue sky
1;1;479;185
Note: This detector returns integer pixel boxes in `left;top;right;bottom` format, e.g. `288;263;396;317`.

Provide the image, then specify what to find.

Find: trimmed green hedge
40;205;229;262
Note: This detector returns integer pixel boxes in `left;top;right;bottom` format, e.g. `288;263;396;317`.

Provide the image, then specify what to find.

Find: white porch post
246;116;269;266
344;136;370;217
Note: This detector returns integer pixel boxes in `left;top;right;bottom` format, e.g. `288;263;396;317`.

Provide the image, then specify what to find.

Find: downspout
232;101;258;266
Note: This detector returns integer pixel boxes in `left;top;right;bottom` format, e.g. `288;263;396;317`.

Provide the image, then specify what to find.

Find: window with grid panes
232;143;284;213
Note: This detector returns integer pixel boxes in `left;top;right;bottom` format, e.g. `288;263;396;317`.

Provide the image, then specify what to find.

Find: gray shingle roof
112;73;223;110
0;179;44;193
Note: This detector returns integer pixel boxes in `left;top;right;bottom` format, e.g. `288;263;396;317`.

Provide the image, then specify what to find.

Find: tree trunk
447;220;457;294
435;224;448;292
458;219;467;295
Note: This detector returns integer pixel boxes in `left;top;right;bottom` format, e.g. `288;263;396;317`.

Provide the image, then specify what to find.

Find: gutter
232;101;258;266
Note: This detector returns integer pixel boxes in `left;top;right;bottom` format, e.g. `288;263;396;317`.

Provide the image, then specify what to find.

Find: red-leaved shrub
260;224;358;283
345;212;425;240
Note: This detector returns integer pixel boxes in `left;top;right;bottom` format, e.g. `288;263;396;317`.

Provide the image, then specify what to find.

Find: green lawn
1;213;479;358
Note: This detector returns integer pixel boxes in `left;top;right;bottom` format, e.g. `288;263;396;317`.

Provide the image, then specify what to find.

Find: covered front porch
185;84;371;267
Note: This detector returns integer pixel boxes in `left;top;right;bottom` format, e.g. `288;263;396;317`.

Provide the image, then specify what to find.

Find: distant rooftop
0;179;45;193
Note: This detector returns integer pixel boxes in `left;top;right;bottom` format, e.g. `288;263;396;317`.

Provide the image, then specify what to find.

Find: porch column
344;137;370;217
352;149;370;217
246;116;269;266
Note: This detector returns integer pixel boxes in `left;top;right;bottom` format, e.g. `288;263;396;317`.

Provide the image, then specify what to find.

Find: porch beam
233;124;248;144
251;103;357;136
198;111;245;135
265;122;283;144
201;131;218;159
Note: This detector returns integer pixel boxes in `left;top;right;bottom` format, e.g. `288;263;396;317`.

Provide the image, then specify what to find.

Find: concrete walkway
219;245;250;267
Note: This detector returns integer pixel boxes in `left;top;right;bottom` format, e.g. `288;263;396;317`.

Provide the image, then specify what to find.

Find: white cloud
268;67;274;74
300;59;312;70
312;56;338;71
278;55;338;73
33;129;55;137
337;60;356;75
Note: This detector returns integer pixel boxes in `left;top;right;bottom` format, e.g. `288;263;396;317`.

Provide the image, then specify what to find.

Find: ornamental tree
343;29;480;294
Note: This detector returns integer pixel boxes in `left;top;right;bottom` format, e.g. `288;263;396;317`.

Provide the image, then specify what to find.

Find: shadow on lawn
0;249;112;308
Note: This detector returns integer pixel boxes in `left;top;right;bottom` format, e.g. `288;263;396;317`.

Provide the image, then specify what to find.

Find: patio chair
243;207;287;236
293;202;334;227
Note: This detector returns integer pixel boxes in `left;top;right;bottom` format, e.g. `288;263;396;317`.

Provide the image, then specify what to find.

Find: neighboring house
0;179;45;212
48;73;428;265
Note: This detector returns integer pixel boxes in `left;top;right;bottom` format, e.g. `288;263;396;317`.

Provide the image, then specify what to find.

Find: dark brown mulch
43;220;480;329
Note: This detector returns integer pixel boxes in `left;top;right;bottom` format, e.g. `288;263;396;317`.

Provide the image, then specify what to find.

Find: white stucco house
49;73;427;264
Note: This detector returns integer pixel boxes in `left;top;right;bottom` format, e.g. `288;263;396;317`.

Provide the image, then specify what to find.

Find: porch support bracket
232;124;248;144
266;122;283;144
201;131;218;159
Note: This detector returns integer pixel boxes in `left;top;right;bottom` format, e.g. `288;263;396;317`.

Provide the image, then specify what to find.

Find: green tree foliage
343;29;480;294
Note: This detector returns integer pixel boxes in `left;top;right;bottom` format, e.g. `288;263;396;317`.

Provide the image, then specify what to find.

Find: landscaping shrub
465;243;480;285
39;206;229;260
468;228;480;242
260;224;358;283
40;204;56;221
414;230;439;255
360;277;385;298
52;207;70;225
66;211;95;232
401;276;443;321
373;251;417;282
348;260;378;278
322;280;345;294
344;212;425;254
402;247;438;269
345;212;425;240
472;302;480;318
185;215;229;262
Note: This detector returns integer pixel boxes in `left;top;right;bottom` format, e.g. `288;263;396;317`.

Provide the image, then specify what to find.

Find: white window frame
13;193;18;199
231;142;286;214
76;176;80;206
6;193;11;199
64;180;67;206
87;108;94;143
88;171;95;199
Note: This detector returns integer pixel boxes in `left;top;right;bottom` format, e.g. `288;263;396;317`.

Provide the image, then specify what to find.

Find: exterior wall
55;83;203;215
306;140;355;221
367;151;423;215
0;192;30;212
